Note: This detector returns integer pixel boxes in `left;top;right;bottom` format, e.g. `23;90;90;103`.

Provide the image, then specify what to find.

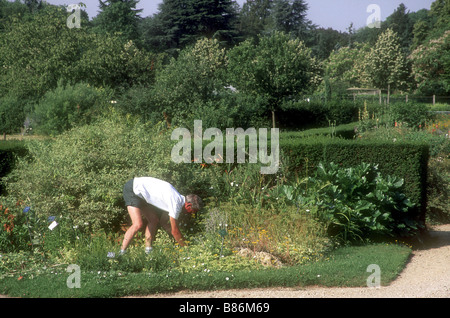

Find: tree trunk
271;110;276;129
387;83;390;105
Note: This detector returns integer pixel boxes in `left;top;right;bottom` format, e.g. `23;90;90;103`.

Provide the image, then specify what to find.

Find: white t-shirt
132;177;185;220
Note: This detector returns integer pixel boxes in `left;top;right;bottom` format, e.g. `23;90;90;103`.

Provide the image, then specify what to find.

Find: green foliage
91;0;143;42
280;136;429;222
32;81;112;136
3;112;222;232
0;6;87;100
152;38;229;126
227;31;321;126
281;162;416;242
0;199;29;253
0;95;29;134
141;0;239;54
409;30;450;96
0;243;412;297
389;102;431;129
364;28;410;91
228;31;321;103
320;43;371;95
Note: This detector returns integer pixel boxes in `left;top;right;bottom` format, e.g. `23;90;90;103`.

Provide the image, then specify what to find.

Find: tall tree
310;27;348;60
92;0;143;42
271;0;311;39
238;0;313;42
238;0;273;40
410;30;450;96
364;28;410;94
142;0;238;54
228;31;320;127
24;0;43;13
152;38;229;125
384;3;413;53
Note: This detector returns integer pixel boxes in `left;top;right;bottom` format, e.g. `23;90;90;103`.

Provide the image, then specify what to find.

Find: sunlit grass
0;243;411;298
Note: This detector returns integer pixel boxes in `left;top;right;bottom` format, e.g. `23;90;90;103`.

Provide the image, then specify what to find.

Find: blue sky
43;0;434;32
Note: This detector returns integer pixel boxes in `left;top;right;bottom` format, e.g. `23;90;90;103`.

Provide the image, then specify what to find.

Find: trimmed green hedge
280;137;429;224
280;122;357;140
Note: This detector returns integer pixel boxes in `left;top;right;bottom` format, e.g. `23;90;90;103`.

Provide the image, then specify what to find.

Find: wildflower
23;206;30;214
47;216;56;222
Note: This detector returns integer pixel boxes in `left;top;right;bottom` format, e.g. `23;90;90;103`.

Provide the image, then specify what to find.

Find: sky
42;0;434;32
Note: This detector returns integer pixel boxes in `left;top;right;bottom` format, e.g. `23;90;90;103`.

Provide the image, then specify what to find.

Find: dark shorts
123;179;165;219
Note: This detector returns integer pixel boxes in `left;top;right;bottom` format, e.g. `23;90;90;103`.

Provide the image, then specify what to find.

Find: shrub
0;198;30;253
0;94;29;135
279;136;429;225
4;112;218;232
281;162;417;242
32;81;112;136
389;102;430;129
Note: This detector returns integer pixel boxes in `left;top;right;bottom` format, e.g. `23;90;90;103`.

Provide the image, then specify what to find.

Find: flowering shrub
0;199;29;253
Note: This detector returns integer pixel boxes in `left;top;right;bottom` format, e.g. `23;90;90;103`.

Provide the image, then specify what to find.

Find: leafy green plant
32;81;112;136
281;162;417;242
0;201;29;253
389;102;431;129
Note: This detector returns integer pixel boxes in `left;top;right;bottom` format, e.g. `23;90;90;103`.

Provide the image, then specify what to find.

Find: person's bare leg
121;206;144;252
141;206;160;250
159;212;172;236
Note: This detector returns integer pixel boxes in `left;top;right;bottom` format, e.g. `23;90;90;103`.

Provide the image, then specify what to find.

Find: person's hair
185;194;203;212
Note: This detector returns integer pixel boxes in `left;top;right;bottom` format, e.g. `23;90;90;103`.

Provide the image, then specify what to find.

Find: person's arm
169;216;187;247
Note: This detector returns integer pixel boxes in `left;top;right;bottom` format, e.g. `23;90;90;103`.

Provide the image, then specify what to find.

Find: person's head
184;194;203;214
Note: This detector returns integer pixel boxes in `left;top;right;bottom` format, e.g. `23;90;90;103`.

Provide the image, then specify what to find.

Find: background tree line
0;0;448;136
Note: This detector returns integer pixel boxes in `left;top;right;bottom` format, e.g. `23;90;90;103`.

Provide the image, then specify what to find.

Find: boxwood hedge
279;136;429;225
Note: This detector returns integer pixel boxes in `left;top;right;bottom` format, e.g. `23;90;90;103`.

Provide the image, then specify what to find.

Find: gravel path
145;224;450;298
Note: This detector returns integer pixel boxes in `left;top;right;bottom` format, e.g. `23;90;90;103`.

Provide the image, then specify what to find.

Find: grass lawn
0;243;411;298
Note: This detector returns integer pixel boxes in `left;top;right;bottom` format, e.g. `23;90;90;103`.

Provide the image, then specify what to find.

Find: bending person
121;177;203;254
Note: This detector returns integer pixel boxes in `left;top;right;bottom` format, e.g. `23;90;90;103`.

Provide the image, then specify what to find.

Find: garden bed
0;242;411;298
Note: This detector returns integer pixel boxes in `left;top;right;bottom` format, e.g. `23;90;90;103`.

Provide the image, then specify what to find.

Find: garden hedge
279;136;429;225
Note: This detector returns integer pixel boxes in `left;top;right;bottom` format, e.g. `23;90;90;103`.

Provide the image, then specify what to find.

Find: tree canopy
0;0;448;135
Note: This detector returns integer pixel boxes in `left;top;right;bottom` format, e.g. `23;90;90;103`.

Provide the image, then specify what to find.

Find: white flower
225;277;229;281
